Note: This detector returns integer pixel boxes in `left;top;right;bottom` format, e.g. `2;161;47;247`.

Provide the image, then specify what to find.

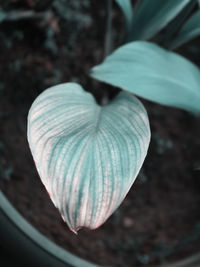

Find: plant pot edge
0;190;99;267
0;189;200;267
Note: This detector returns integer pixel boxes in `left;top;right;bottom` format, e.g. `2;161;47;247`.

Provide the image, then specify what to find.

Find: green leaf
27;83;150;233
129;0;191;41
114;0;133;30
160;0;196;47
90;41;200;114
169;10;200;50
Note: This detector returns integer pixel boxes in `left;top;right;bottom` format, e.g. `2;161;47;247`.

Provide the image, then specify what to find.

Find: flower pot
1;190;200;267
0;190;98;267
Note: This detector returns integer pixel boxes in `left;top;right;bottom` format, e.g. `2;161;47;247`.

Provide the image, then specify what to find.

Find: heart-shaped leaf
27;83;150;233
90;41;200;114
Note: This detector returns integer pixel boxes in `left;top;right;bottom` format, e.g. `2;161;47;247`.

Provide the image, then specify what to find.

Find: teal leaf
90;41;200;114
169;10;200;50
114;0;133;30
160;0;196;47
129;0;191;41
27;83;150;233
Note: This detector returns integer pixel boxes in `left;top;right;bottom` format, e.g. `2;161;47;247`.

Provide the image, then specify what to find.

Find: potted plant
0;0;200;266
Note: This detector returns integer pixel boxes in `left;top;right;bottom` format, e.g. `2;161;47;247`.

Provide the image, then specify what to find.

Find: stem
104;0;113;58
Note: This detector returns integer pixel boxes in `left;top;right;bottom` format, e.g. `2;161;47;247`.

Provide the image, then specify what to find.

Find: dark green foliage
169;9;200;49
160;0;197;48
115;0;200;49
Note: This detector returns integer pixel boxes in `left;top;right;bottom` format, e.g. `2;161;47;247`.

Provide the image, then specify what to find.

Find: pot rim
0;189;200;267
0;190;99;267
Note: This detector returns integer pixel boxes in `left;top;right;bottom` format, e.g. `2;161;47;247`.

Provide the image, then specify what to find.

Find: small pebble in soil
123;217;134;228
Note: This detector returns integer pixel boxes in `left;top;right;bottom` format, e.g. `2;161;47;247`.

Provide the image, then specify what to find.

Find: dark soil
0;1;200;266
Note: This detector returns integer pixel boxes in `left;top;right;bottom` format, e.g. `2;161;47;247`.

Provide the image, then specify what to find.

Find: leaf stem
104;0;113;58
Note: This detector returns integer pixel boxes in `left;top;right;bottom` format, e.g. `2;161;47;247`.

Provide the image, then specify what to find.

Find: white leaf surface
27;83;150;233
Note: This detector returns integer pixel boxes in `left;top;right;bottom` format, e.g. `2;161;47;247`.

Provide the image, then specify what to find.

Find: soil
0;1;200;266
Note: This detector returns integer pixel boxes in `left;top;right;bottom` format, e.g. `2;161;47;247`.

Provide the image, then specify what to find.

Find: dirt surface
0;1;200;266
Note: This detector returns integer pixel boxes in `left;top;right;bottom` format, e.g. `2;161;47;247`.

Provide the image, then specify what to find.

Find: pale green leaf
170;10;200;49
129;0;191;41
27;83;150;233
115;0;133;30
90;41;200;113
